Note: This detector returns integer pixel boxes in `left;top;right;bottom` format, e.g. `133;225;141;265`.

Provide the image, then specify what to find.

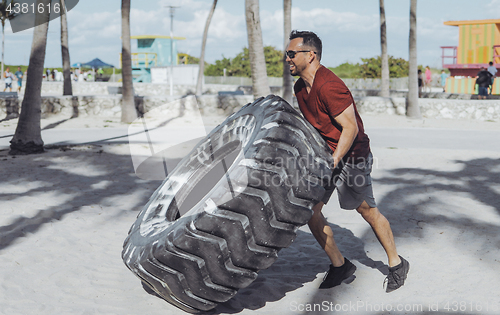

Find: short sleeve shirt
487;65;497;77
294;66;370;161
477;70;492;87
4;72;12;84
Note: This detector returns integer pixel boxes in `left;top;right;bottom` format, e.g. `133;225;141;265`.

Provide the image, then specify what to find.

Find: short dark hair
490;61;494;66
289;30;322;61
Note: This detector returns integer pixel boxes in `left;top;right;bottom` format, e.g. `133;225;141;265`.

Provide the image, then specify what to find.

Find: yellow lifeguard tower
441;19;500;94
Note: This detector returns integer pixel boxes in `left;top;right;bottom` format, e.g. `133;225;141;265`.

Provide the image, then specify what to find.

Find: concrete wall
2;79;500;121
18;81;247;97
2;93;500;122
13;76;458;97
0;94;255;119
355;96;500;120
21;79;449;98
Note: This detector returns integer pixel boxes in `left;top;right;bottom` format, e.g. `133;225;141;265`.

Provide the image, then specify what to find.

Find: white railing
204;76;283;86
204;76;411;90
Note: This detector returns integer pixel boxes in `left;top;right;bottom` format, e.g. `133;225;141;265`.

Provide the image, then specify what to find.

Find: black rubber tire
122;95;334;313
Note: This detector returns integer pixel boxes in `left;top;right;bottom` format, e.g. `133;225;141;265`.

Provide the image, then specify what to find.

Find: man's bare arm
332;104;359;168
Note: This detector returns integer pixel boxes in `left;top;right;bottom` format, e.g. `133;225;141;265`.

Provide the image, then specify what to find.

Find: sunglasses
285;50;316;59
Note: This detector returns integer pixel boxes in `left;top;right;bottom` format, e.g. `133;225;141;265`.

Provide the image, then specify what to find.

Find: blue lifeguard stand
122;35;185;83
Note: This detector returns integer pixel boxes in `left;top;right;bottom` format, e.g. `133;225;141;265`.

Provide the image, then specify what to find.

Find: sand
1;109;500;315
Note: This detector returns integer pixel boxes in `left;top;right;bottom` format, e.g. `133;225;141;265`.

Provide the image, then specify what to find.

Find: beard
289;62;305;76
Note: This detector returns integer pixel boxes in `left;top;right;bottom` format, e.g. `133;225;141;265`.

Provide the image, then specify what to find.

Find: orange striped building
441;19;500;94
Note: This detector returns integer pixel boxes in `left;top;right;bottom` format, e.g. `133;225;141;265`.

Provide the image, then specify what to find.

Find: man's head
286;30;322;76
489;61;494;66
17;66;21;71
289;30;322;61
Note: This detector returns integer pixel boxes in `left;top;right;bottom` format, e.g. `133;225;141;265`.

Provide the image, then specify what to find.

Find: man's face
285;38;310;76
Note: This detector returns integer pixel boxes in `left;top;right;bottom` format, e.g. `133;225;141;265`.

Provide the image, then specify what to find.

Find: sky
4;0;500;69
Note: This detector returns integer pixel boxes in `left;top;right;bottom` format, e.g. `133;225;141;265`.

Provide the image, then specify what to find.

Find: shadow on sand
297;157;500;314
0;144;162;251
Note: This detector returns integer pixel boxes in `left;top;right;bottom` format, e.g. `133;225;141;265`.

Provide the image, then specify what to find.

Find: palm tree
282;0;293;104
379;0;390;98
245;0;270;98
406;0;421;118
9;0;52;155
60;0;72;96
195;0;217;95
121;0;137;123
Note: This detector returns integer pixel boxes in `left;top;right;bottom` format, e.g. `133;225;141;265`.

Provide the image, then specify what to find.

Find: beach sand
1;110;500;314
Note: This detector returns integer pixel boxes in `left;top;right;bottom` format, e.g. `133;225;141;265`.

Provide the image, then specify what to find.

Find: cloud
291;7;378;34
486;0;500;14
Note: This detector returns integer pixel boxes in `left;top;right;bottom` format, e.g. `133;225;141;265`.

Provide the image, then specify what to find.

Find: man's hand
332;104;359;168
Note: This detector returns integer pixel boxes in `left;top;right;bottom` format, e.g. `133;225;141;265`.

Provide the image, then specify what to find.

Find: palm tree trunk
245;0;270;99
406;0;421;118
282;0;293;104
379;0;390;98
195;0;217;95
60;0;72;96
2;19;4;81
9;0;52;155
121;0;137;122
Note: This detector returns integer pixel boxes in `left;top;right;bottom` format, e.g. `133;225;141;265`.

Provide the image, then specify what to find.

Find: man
475;67;492;100
15;66;23;93
440;70;448;93
487;61;497;95
285;30;409;292
3;67;13;92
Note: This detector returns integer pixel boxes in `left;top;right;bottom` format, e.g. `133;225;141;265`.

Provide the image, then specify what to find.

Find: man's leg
356;201;400;267
308;202;344;267
356;201;409;292
308;201;357;289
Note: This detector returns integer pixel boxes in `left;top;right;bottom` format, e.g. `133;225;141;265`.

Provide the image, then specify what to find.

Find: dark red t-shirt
294;65;370;161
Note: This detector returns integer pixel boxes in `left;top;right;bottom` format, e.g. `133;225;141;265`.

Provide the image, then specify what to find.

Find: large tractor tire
122;95;334;313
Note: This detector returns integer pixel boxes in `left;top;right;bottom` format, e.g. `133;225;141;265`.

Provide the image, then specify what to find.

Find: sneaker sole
344;264;357;282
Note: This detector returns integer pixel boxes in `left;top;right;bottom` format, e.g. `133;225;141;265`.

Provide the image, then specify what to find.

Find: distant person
46;68;50;81
14;66;23;92
424;66;432;92
440;70;448;93
475;67;492;100
51;69;55;81
3;67;14;92
417;69;423;97
97;67;104;78
55;70;63;81
487;61;497;95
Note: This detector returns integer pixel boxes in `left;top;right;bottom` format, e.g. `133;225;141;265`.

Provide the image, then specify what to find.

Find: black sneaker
319;258;356;289
384;255;410;293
